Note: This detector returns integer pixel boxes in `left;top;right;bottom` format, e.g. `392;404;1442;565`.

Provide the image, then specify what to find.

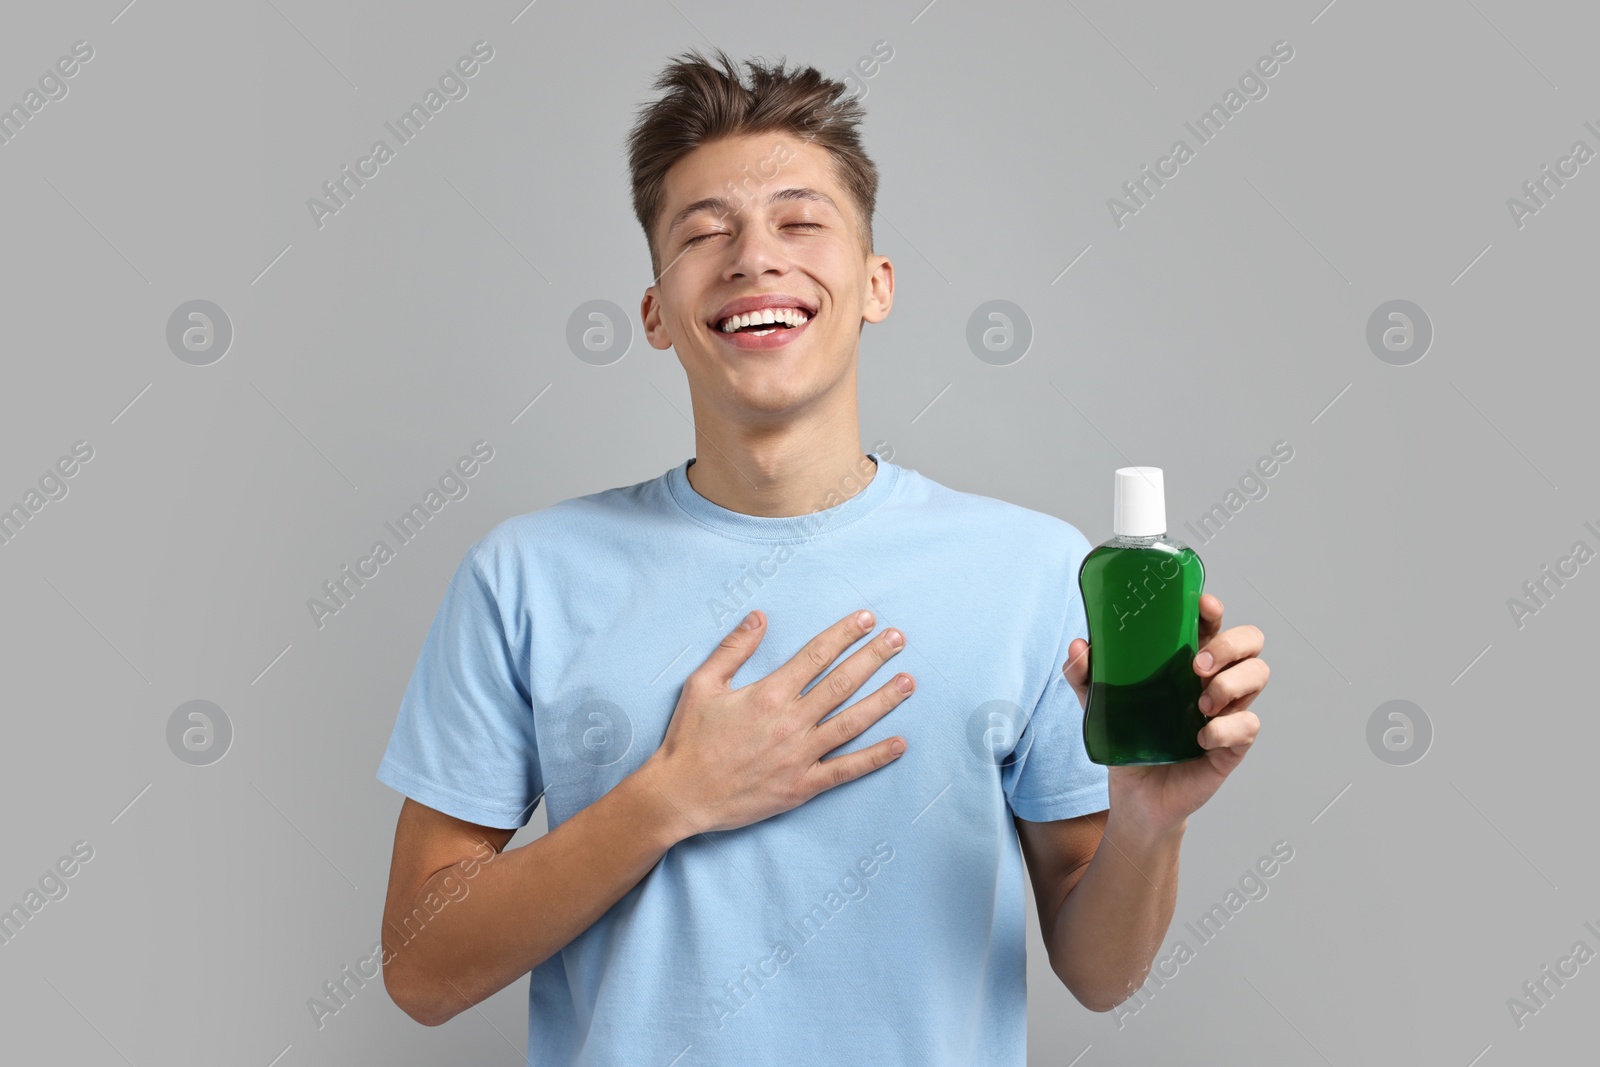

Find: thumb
1064;638;1091;692
700;609;767;689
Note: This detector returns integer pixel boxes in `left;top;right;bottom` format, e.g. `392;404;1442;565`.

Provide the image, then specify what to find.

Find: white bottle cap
1113;466;1166;537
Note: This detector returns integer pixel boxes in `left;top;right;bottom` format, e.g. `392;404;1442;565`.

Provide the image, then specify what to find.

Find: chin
721;377;818;418
734;389;812;418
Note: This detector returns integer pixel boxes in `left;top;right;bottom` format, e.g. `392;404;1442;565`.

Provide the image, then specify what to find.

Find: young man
376;48;1269;1065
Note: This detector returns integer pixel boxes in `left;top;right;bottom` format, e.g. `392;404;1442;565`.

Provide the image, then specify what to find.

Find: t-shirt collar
665;451;898;542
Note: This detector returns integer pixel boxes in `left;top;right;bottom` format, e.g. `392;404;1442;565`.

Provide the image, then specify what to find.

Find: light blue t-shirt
376;451;1109;1065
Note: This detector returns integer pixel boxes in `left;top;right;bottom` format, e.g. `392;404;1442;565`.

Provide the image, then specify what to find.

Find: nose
723;219;789;280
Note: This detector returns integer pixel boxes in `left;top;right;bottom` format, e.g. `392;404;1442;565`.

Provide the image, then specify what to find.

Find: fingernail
890;739;906;755
1196;651;1213;672
741;611;760;629
885;629;904;649
896;673;913;692
1199;694;1213;713
856;610;874;630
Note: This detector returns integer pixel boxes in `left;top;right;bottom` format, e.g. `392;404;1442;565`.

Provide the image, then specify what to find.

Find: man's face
641;134;893;425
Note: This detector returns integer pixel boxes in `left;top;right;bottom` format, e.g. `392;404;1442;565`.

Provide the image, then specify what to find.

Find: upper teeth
719;307;810;332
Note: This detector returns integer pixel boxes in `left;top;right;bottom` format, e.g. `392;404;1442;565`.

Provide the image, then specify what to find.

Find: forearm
1049;814;1186;1012
386;759;690;1025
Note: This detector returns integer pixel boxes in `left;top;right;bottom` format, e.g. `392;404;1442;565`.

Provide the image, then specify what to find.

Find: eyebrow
664;187;841;241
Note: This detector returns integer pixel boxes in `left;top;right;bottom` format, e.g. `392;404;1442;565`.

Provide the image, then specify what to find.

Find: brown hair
626;47;879;278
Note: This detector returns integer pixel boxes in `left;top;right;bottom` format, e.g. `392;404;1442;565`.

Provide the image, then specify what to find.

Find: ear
861;254;894;325
641;287;673;350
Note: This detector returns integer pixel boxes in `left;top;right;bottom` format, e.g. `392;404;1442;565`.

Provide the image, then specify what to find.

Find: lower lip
711;314;813;350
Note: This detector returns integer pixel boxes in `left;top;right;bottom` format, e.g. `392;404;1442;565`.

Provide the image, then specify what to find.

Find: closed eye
688;222;821;245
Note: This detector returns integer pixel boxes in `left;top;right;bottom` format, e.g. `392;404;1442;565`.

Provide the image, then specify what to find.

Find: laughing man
375;47;1270;1066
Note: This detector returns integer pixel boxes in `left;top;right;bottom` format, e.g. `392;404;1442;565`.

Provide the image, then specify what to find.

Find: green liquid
1078;539;1208;765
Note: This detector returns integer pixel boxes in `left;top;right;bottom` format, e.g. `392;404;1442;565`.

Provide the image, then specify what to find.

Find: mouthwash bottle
1078;467;1208;765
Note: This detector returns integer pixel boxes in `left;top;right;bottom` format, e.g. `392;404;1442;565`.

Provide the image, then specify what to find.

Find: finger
1063;639;1090;689
1197;593;1225;648
1223;687;1267;716
1198;709;1259;751
1198;658;1270;715
759;609;875;697
805;736;907;795
1194;623;1264;678
698;609;769;689
812;671;914;755
801;625;908;717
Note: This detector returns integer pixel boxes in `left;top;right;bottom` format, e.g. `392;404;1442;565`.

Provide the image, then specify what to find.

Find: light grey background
1;0;1594;1063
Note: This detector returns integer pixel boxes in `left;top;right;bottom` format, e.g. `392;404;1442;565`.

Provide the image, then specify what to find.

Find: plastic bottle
1078;466;1208;765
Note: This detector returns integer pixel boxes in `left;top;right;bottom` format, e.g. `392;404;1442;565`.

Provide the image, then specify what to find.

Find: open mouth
709;305;816;349
713;307;812;337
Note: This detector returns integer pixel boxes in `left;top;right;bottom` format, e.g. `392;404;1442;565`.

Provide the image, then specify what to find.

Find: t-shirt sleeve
375;544;544;830
1003;528;1110;823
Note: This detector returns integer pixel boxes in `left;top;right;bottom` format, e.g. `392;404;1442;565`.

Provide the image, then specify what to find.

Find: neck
684;400;877;518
